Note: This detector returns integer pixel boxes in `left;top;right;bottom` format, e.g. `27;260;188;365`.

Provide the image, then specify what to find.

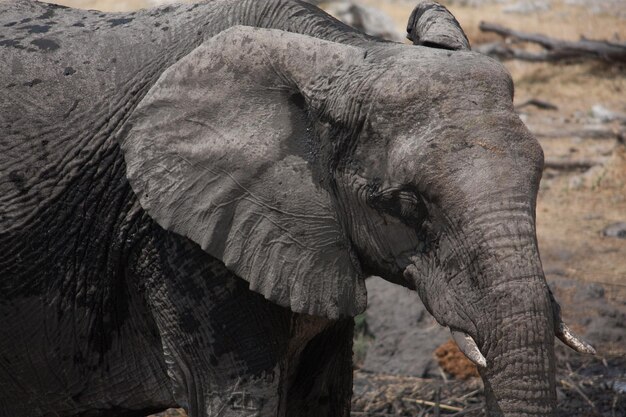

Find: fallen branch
401;398;463;412
477;22;626;63
449;389;481;402
474;42;559;62
560;377;597;411
515;98;558;111
450;406;485;416
531;127;622;140
544;158;607;171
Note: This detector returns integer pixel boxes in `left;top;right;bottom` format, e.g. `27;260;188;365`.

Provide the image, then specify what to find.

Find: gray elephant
0;1;594;416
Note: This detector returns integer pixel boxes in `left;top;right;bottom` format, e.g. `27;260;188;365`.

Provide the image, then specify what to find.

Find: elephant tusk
450;329;487;368
556;322;596;355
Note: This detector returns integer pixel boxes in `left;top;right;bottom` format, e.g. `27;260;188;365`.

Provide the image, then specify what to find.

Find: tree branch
477;22;626;63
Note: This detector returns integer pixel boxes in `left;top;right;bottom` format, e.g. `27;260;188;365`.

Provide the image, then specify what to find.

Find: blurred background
43;1;626;415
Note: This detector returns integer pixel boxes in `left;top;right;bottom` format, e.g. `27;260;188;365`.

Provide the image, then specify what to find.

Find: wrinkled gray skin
0;1;584;416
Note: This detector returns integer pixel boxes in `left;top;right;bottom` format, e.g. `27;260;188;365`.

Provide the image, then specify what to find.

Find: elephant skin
1;1;592;416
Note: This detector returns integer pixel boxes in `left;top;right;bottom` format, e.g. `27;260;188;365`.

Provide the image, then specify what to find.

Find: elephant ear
406;1;470;51
121;26;367;318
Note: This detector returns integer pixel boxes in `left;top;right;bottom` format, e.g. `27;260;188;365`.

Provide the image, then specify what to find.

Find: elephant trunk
476;214;557;417
480;286;557;417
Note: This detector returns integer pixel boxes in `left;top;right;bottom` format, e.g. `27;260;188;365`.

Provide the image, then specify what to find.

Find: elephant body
1;1;358;416
1;1;593;416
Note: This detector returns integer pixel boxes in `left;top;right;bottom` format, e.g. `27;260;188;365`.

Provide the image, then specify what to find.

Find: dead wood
544;158;607;171
531;126;623;140
402;398;463;412
515;98;558;111
476;22;626;63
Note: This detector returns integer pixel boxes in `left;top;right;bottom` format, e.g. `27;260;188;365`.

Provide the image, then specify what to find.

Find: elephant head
121;25;593;416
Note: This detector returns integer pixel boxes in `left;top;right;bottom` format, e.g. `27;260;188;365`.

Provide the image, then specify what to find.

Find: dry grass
435;340;479;380
351;371;484;417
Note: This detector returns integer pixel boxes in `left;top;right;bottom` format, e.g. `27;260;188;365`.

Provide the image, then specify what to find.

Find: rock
613;380;626;394
361;277;449;377
603;222;626;238
591;104;626;123
583;212;604;221
568;174;585;190
574;283;605;302
568;165;606;190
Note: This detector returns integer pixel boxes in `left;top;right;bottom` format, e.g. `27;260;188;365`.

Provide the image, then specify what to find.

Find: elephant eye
397;191;421;215
367;186;428;228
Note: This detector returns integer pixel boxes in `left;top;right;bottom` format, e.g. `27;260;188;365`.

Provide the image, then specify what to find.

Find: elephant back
0;0;218;233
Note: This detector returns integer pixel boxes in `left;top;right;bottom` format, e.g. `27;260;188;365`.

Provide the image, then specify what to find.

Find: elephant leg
284;319;355;417
132;227;339;416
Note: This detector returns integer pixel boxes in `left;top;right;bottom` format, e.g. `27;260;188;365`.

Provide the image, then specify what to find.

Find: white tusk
451;329;487;368
556;323;596;355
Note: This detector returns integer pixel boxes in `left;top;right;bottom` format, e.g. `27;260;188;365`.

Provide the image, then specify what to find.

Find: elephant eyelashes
367;187;428;229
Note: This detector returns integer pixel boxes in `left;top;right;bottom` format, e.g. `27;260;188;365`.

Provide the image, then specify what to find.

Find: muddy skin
1;1;591;416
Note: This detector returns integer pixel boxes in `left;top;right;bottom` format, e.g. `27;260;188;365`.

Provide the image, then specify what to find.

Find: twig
544;158;607;171
451;406;485;416
362;389;383;413
402;398;463;412
474;42;557;62
515;98;558;111
531;127;622;140
561;376;598;411
450;389;481;402
439;366;449;383
588;280;626;289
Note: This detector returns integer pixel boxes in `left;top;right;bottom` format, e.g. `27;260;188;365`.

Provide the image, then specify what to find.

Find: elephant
0;0;595;416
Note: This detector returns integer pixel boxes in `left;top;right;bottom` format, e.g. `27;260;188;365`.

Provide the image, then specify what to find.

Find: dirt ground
42;0;626;415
